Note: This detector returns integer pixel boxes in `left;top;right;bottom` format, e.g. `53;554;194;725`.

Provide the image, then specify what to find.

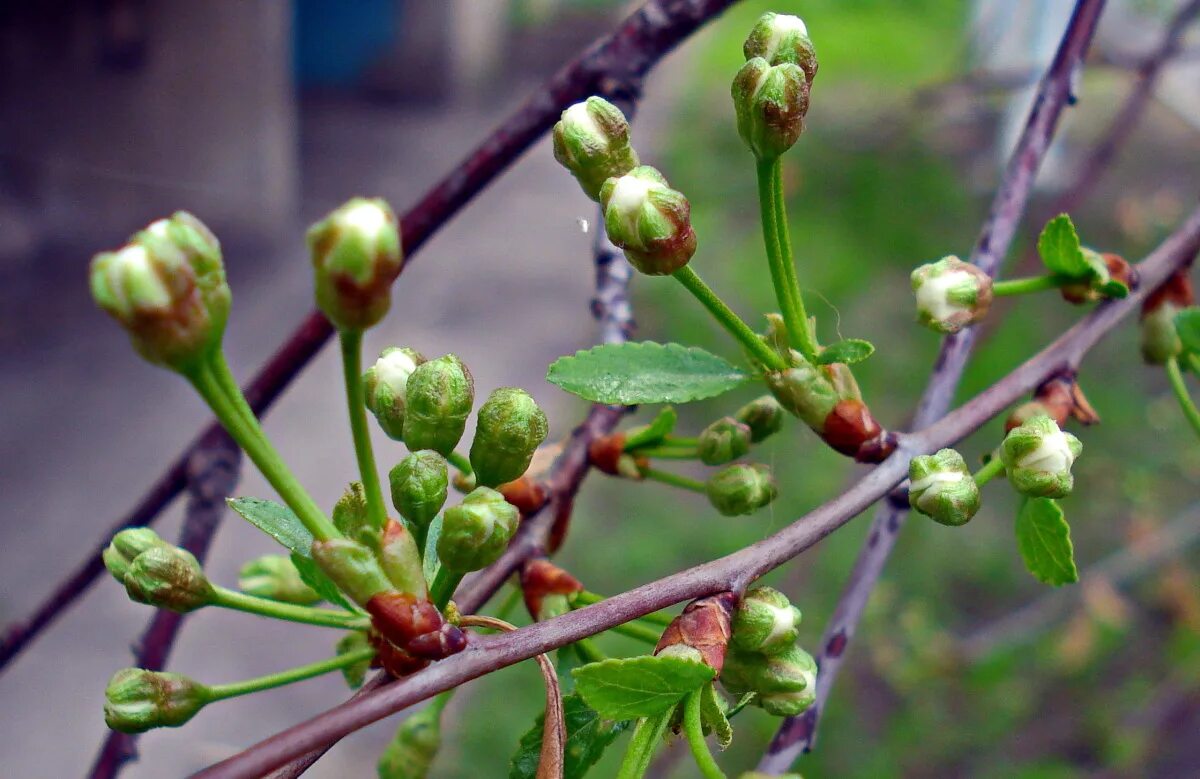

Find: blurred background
1;0;1199;776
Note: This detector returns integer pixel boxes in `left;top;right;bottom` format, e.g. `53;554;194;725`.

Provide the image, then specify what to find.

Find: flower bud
307;197;403;331
764;359;839;432
366;592;466;660
599;165;697;275
103;527;169;582
907;448;981;527
311;538;394;607
90;212;229;372
735;395;786;443
654;592;735;673
379;519;427;597
731;587;802;655
238;555;321;605
706;463;778;517
389;450;449;534
104;668;211;733
721;644;817;717
378;695;445;779
698;416;753;466
403;354;474;456
911;256;993;334
552;97;640;202
469;388;549;488
436;487;519;572
731;58;810;159
1140;272;1193;364
123;545;213;612
365;347;426;440
743;12;817;80
1000;415;1082;499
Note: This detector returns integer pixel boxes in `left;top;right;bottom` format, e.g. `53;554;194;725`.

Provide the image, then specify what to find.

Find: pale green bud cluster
552;96;640;201
104;668;211;733
469;387;549;488
698;416;752;465
911;256;993;334
600;165;697;276
307;197;403;331
706;463;777;516
104;528;213;612
403;354;475;456
364;347;426;440
1000;415;1082;499
907;448;981;527
436;487;520;572
238;555;321;605
734;395;786;443
723;587;816;716
731;586;802;655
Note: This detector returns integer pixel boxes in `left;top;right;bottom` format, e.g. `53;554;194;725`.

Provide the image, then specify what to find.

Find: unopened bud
104;668;211;733
1061;251;1136;304
743;12;817;80
731;587;802;655
600;166;697;275
238;555;321;605
654;592;735;674
389;451;449;535
1140;271;1193;364
403;354;474;456
698;416;753;465
311;538;394;607
732;58;810;159
307;197;403;331
735;395;786;443
706;464;777;516
90;212;229;372
764;359;839;431
366;592;466;660
365;347;426;440
1000;415;1082;499
103;527;169;582
469;388;549;488
521;559;583;621
436;487;519;572
822;399;885;460
123;545;213;612
379;519;427;597
721;644;817;717
552;97;640;201
911;256;993;334
907;448;981;527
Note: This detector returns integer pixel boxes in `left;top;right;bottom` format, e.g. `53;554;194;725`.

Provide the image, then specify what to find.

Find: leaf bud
389;450;449;533
403;354;474;456
521;559;583;621
732;57;810;159
735;395;786;443
1000;415;1083;499
89;212;230;373
103;527;169;583
706;463;778;516
436;487;520;572
123;545;213;612
310;538;394;607
366;592;466;660
552;96;640;202
379;519;427;597
599;165;697;275
1061;251;1137;304
469;387;550;488
237;555;321;605
911;256;993;334
378;695;445;779
369;631;431;678
364;347;426;440
721;644;817;717
743;12;818;80
654;592;735;674
1140;271;1193;364
307;197;403;331
907;448;981;527
731;586;802;655
698;416;753;466
103;668;211;733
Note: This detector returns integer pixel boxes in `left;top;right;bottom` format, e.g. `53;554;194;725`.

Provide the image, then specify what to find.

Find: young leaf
228;497;313;554
1037;214;1089;278
623;406;679;450
1175;309;1200;355
572;655;715;720
422;514;444;585
508;693;630;779
815;339;875;366
546;342;753;405
700;681;733;750
1015;497;1079;586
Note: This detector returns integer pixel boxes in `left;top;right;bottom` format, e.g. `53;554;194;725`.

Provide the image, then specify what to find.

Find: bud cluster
721;587;817;716
732;13;818;159
104;528;213;612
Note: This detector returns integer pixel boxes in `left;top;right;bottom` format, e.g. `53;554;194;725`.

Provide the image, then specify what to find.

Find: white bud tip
1018;426;1075;473
110;244;171;311
340;201;389;241
375;350;420;391
765;14;809;60
563;101;605;143
916;269;973;321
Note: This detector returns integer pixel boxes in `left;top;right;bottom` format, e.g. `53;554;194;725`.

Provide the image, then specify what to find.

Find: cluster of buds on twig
720;587;817;716
732;13;818;160
104;528;213;612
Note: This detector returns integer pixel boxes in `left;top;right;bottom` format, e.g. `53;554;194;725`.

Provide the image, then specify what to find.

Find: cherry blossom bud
731;587;802;655
600;165;697;275
732;57;810;159
311;538;394;607
743;12;817;80
469;388;549;488
735;395;786;443
238;555;321;605
389;450;449;535
1000;415;1082;499
104;668;211;733
698;416;753;465
403;354;474;456
307;197;403;331
907;448;981;527
436;487;519;572
911;256;993;334
103;527;169;583
706;463;778;516
122;544;213;612
721;644;817;716
365;347;426;440
552;96;640;201
1140;271;1193;364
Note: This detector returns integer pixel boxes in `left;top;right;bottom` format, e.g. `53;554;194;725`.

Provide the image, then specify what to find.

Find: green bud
735;395;786;443
365;347;426;440
907;448;981;527
336;631;372;689
469;387;549;488
706;463;778;517
103;527;169;583
332;481;373;542
237;555;321;605
377;695;446;779
552;96;640;202
389;451;449;532
403;354;475;456
104;668;211;733
743;12;817;80
1000;415;1082;499
90;212;229;372
123;545;213;612
764;358;839;431
599;165;697;275
311;538;394;606
436;487;519;572
732;57;810;160
732;586;802;655
911;256;993;334
307;197;403;331
698;416;753;466
721;644;817;717
1140;302;1183;365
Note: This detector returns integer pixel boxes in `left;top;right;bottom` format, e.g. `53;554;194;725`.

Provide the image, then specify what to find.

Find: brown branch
88;430;242;779
757;0;1110;768
0;0;738;675
189;202;1200;779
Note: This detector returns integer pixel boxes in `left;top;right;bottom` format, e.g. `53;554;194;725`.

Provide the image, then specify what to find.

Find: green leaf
1037;214;1089;278
815;338;875;366
623;406;679;450
1175;309;1200;355
547;342;753;405
508;693;630;779
700;682;733;750
228;497;313;554
1015;497;1079;586
291;553;358;612
572;655;716;720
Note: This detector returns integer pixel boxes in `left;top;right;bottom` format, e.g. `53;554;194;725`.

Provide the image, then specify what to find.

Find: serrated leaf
1015;497;1079;586
1037;214;1089;279
815;339;875;366
572;655;715;720
508;693;630;779
547;342;752;405
291;552;358;612
228;497;313;554
623;406;679;450
700;682;733;750
1176;309;1200;355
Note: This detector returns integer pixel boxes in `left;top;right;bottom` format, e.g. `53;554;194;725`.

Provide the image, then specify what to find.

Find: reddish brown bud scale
520;559;584;619
821;399;887;461
1143;269;1194;315
588;433;645;477
366;592;467;660
1006;375;1099;432
498;475;549;515
368;632;429;678
654;592;735;675
1061;253;1138;304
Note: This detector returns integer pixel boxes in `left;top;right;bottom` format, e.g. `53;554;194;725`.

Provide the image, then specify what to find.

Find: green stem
574;637;607;664
430;568;465;610
663;435;699;446
571;591;675;627
188;361;338;542
992;275;1064;297
606;619;662;646
445;450;474;477
640;466;708;494
671;265;787;371
339;330;387;531
757;157;817;362
493;586;523;623
209;587;368;630
616;707;675;779
972;455;1006;487
632;445;701;460
206;646;376;701
1185;352;1200;375
683;689;727;779
1166;356;1200;439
